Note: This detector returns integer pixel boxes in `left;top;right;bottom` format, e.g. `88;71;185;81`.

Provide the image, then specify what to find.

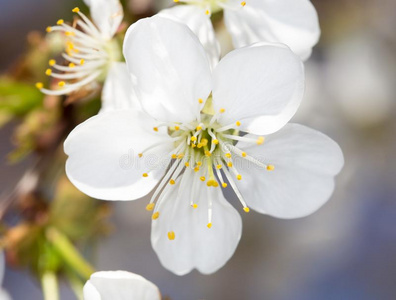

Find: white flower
36;0;124;97
0;252;11;300
159;0;320;61
84;271;160;300
64;17;343;275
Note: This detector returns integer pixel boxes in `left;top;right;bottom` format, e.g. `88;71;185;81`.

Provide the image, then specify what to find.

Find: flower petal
212;43;304;135
235;124;344;218
225;0;320;60
84;0;123;39
100;62;141;113
64;110;174;201
84;271;161;300
123;16;212;123
159;5;220;69
151;169;242;275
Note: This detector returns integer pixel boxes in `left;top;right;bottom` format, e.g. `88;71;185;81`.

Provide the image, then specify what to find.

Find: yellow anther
200;176;206;182
197;143;203;148
45;69;52;76
242;152;247;157
267;164;275;171
174;0;179;2
49;59;56;66
192;203;198;209
237;174;242;180
72;7;80;13
194;167;200;172
197;161;202;167
207;223;212;229
185;162;190;167
142;173;148;178
69;63;76;68
80;59;85;65
57;19;64;25
58;81;66;87
35;82;43;89
241;1;246;6
227;162;233;167
225;153;232;158
146;203;155;211
236;121;241;126
153;127;158;132
205;10;210;15
219;108;225;113
191;136;197;142
212;139;219;145
171;154;177;159
191;143;196;148
216;164;222;169
177;153;184;159
201;138;208;146
67;42;74;49
168;231;175;240
212;181;219;188
65;31;75;37
222;183;228;188
198;98;204;104
196;126;202;131
205;151;211;157
174;126;180;131
152;212;160;220
46;26;52;33
256;136;265;145
206;180;214;187
73;48;79;53
138;153;143;158
169;179;175;185
243;207;250;213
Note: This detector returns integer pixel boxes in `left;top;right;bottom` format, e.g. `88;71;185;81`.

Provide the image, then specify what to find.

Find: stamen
267;165;275;171
142;173;148;177
72;7;80;13
45;69;52;76
46;26;52;33
243;207;250;213
207;223;212;228
49;59;56;66
152;212;160;220
192;203;198;209
146;203;155;211
241;1;246;6
168;231;175;240
35;82;44;89
57;19;64;25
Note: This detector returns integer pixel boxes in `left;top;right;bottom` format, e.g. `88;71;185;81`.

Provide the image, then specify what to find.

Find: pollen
57;19;64;25
212;139;219;145
236;174;242;180
216;164;222;169
72;7;80;13
219;108;225;113
185;162;190;167
236;121;241;126
207;223;212;229
243;207;250;213
58;81;66;87
256;136;265;145
80;59;85;65
198;98;204;104
174;125;180;131
205;150;211;157
227;162;233;167
222;183;228;188
225;153;232;158
142;173;148;177
242;152;247;157
241;1;246;6
191;136;197;142
146;203;155;211
169;179;176;185
45;69;52;76
49;59;56;66
267;164;275;171
192;203;198;209
46;26;52;33
167;231;175;240
69;63;76;68
152;212;160;220
200;176;206;182
153;127;158;132
35;82;44;89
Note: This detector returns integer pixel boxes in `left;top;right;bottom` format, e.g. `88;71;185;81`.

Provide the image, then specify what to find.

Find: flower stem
41;271;59;300
46;227;95;280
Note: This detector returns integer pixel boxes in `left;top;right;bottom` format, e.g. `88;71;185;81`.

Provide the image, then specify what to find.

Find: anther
153;127;158;132
267;164;275;171
57;19;64;25
171;154;177;159
236;121;241;127
194;167;200;172
198;98;204;104
177;153;184;159
216;164;222;169
222;183;228;188
80;59;85;65
201;138;208;146
58;81;66;87
174;0;180;2
65;31;75;37
200;176;206;182
212;139;219;145
152;212;160;220
207;223;212;229
241;1;246;6
167;231;175;240
196;125;202;131
192;203;198;209
197;143;203;148
205;150;211;157
46;26;52;33
191;136;197;142
219;108;225;113
138;153;143;158
197;162;202;167
35;82;43;89
169;179;176;185
45;69;52;76
256;136;265;145
49;59;56;66
205;10;210;15
72;7;80;13
185;162;190;167
236;174;242;180
174;126;180;131
142;173;148;177
243;207;250;213
225;153;232;158
69;63;76;68
242;152;247;157
146;203;155;211
227;162;233;167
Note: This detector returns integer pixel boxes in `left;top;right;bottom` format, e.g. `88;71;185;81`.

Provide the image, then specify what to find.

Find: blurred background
1;0;396;299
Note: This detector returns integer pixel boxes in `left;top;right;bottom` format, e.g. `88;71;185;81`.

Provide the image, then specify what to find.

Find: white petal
64;110;174;201
212;43;304;135
100;62;141;113
84;0;123;39
151;169;242;275
225;0;320;60
123;16;212;123
159;5;220;69
235;124;344;218
0;290;11;300
84;271;160;300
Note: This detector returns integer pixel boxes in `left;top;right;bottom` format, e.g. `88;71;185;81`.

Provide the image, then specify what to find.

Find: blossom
36;0;124;97
64;16;344;275
160;0;320;61
84;271;160;300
